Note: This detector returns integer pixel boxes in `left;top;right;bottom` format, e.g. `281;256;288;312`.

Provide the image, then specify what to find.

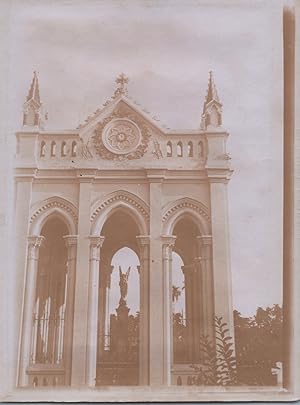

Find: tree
234;304;283;385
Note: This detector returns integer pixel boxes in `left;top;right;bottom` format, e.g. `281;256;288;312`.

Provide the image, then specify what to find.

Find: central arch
92;198;148;386
90;190;149;236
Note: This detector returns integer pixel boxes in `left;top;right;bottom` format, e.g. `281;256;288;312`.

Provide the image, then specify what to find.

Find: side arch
90;190;150;235
162;197;211;235
29;196;78;235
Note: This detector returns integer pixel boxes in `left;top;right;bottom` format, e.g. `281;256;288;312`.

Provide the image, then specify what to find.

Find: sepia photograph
0;0;299;402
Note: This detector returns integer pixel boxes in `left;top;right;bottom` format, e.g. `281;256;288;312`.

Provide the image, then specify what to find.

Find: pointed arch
162;197;210;235
40;141;46;157
187;141;193;157
29;196;78;235
50;141;56;157
61;141;67;157
90;190;149;235
166;141;172;157
71;141;77;157
177;141;183;157
198;140;204;158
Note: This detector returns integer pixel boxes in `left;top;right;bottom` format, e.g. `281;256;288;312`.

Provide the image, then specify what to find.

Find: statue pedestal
113;299;130;362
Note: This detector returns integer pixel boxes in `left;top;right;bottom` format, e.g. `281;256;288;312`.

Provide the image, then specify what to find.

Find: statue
118;266;131;303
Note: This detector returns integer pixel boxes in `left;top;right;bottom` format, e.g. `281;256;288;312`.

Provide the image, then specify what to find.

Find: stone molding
162;197;210;223
90;190;150;223
30;196;78;225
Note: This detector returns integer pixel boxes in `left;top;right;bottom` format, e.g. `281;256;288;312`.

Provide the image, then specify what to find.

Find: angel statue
119;266;131;303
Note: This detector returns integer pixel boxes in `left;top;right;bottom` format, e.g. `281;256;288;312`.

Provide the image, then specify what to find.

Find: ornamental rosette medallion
102;119;141;155
92;111;151;160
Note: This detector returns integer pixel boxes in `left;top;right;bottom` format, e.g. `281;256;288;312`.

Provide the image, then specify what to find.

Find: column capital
181;263;195;276
89;235;105;248
63;234;78;247
196;235;212;246
161;235;176;247
27;235;45;248
27;235;44;260
136;235;150;246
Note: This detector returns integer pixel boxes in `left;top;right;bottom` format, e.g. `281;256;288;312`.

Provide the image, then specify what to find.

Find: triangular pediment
78;95;166;137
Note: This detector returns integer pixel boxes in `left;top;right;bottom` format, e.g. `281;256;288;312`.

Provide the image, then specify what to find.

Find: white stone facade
14;72;235;387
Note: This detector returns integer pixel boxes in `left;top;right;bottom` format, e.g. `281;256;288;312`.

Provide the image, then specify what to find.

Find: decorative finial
114;73;129;97
204;70;220;108
23;70;43;127
200;70;223;130
26;70;41;104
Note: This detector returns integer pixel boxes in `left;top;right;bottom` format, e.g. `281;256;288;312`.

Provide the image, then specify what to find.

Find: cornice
206;167;234;183
15;167;211;183
14;167;37;180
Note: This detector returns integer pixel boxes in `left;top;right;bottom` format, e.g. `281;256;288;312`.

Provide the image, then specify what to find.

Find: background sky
8;0;284;316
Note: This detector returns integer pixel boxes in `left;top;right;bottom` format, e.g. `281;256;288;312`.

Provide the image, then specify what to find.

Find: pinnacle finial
114;73;129;97
204;70;220;107
27;70;41;105
23;71;43;127
200;70;223;129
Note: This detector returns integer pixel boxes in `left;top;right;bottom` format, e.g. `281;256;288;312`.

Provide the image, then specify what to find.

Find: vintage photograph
0;0;298;402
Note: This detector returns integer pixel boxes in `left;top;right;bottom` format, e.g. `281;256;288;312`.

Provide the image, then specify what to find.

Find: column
15;174;34;387
209;179;235;340
161;235;176;385
63;235;78;385
18;235;44;387
136;235;150;385
196;236;214;342
147;174;164;385
86;235;105;386
191;259;202;361
181;264;195;361
98;261;113;361
71;178;92;386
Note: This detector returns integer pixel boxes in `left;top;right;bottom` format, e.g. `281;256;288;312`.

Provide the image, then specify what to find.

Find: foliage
190;316;237;386
234;304;283;385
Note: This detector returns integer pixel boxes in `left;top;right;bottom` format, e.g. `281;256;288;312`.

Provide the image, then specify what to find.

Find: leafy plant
190;316;237;386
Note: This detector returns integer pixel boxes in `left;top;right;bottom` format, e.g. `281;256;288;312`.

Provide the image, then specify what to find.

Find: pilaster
136;235;150;385
86;235;105;386
18;235;44;387
71;178;92;386
208;175;235;341
161;235;176;385
63;235;78;385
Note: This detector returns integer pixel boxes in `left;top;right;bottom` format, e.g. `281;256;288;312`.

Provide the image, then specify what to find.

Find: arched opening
31;217;68;373
96;210;141;386
50;141;56;157
187;141;193;157
167;141;172;157
177;141;183;157
40;141;46;157
171;216;203;376
71;141;77;157
198;141;204;158
61;141;67;157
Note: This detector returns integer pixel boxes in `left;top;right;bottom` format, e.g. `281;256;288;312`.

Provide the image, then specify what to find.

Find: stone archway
96;210;141;386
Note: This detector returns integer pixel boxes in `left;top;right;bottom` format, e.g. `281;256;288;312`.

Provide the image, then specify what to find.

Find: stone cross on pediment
114;73;129;97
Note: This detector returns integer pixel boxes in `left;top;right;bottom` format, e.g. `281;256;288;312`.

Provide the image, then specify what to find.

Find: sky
8;0;284;316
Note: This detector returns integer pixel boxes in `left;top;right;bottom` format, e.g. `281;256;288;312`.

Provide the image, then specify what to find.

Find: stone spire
23;71;43;128
27;71;41;104
113;73;129;98
201;71;223;130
